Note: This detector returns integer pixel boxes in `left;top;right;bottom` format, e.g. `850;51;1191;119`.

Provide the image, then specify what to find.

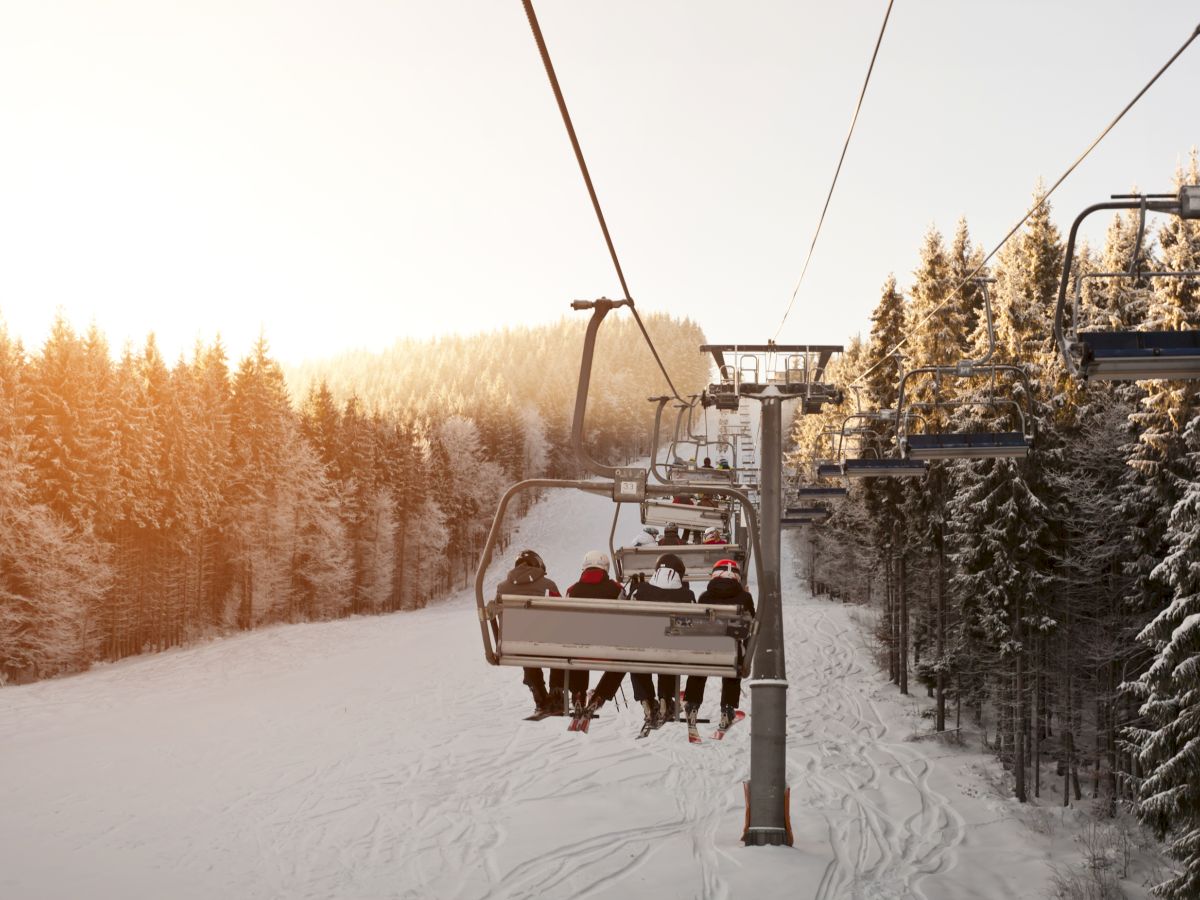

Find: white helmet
703;526;722;542
582;550;610;572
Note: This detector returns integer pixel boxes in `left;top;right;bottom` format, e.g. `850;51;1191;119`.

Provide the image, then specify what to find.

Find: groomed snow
0;485;1060;899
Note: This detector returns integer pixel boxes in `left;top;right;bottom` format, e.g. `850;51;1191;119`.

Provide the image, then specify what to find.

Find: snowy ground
1;485;1097;899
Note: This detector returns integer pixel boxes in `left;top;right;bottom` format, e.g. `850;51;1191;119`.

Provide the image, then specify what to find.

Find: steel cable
774;0;895;341
847;20;1200;391
519;0;685;402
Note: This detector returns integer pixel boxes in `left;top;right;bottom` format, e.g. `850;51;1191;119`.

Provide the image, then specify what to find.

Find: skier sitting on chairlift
658;522;685;546
702;526;727;545
717;458;731;470
562;551;624;718
683;558;754;731
584;553;696;729
631;525;660;547
493;549;564;716
701;457;713;469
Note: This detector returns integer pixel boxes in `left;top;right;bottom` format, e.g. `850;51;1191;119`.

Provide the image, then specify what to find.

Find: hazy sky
1;2;1197;366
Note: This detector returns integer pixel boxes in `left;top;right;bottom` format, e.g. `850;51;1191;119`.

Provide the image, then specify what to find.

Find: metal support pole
745;390;789;846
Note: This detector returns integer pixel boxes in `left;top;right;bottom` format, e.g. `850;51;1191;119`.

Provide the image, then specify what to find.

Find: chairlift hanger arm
648;395;673;485
571;298;632;478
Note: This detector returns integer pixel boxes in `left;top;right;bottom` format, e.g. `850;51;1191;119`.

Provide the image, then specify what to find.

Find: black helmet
516;549;545;571
655;553;686;580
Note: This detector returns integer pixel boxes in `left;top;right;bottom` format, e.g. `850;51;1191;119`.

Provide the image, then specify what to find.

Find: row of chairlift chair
477;186;1200;691
790;186;1200;518
475;301;794;684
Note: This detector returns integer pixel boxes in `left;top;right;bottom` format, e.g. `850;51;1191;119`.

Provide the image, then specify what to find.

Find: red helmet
711;558;741;580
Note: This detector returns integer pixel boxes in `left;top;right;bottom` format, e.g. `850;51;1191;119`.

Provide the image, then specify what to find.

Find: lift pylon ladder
699;340;844;848
896;280;1036;461
475;299;765;682
1053;187;1200;381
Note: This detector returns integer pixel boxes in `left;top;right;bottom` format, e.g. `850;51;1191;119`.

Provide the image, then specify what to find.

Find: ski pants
630;673;678;703
683;674;741;709
524;667;587;694
593;670;625;703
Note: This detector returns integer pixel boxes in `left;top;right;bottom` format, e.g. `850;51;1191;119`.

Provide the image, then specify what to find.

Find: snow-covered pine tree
1131;410;1200;899
947;185;1063;801
1129;153;1200;897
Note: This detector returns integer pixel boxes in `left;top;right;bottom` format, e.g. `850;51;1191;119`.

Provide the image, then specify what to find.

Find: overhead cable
848;19;1200;390
774;0;896;341
519;0;685;402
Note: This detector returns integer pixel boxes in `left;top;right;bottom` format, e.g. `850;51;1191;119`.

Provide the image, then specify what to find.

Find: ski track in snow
0;483;1049;900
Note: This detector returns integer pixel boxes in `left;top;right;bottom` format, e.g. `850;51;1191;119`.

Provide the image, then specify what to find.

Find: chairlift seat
816;462;845;479
793;486;848;501
903;432;1030;460
615;544;746;582
642;499;729;531
670;467;735;486
491;595;750;678
843;458;927;479
781;512;830;527
1078;330;1200;380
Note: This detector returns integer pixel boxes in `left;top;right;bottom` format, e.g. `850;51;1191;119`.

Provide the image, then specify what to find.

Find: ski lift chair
897;381;1033;461
835;409;926;479
477;297;762;681
614;543;747;583
792;485;849;501
896;279;1035;460
1054;187;1200;381
641;497;730;532
783;504;832;526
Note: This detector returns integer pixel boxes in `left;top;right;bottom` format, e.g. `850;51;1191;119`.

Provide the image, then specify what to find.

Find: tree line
791;155;1200;897
0;310;708;685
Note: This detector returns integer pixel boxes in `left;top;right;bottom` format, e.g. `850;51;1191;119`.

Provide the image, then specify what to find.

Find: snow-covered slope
0;485;1056;900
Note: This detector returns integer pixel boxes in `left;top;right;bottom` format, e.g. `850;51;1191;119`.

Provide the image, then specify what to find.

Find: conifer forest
0;313;708;682
792;156;1200;899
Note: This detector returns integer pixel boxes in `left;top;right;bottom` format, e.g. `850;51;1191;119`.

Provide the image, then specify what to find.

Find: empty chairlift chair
792;485;849;502
835;409;927;479
1054;187;1200;381
897;280;1035;461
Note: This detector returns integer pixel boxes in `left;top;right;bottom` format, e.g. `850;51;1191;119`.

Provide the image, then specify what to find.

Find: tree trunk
1032;639;1041;799
899;548;909;696
1013;589;1026;803
935;537;946;732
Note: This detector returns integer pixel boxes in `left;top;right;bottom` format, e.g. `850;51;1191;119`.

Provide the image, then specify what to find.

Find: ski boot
569;692;587;719
543;688;566;716
659;696;678;724
685;702;700;728
641;699;660;730
719;705;736;731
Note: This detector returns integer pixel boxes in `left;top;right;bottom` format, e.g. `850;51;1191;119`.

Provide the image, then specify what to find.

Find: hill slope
0;485;1058;900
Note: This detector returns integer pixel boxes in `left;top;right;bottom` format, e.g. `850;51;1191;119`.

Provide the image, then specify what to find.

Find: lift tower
702;343;843;846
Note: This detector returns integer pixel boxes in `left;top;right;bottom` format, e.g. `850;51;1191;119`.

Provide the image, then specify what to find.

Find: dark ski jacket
494;563;560;600
657;533;685;546
631;574;695;605
698;577;755;617
566;568;623;599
